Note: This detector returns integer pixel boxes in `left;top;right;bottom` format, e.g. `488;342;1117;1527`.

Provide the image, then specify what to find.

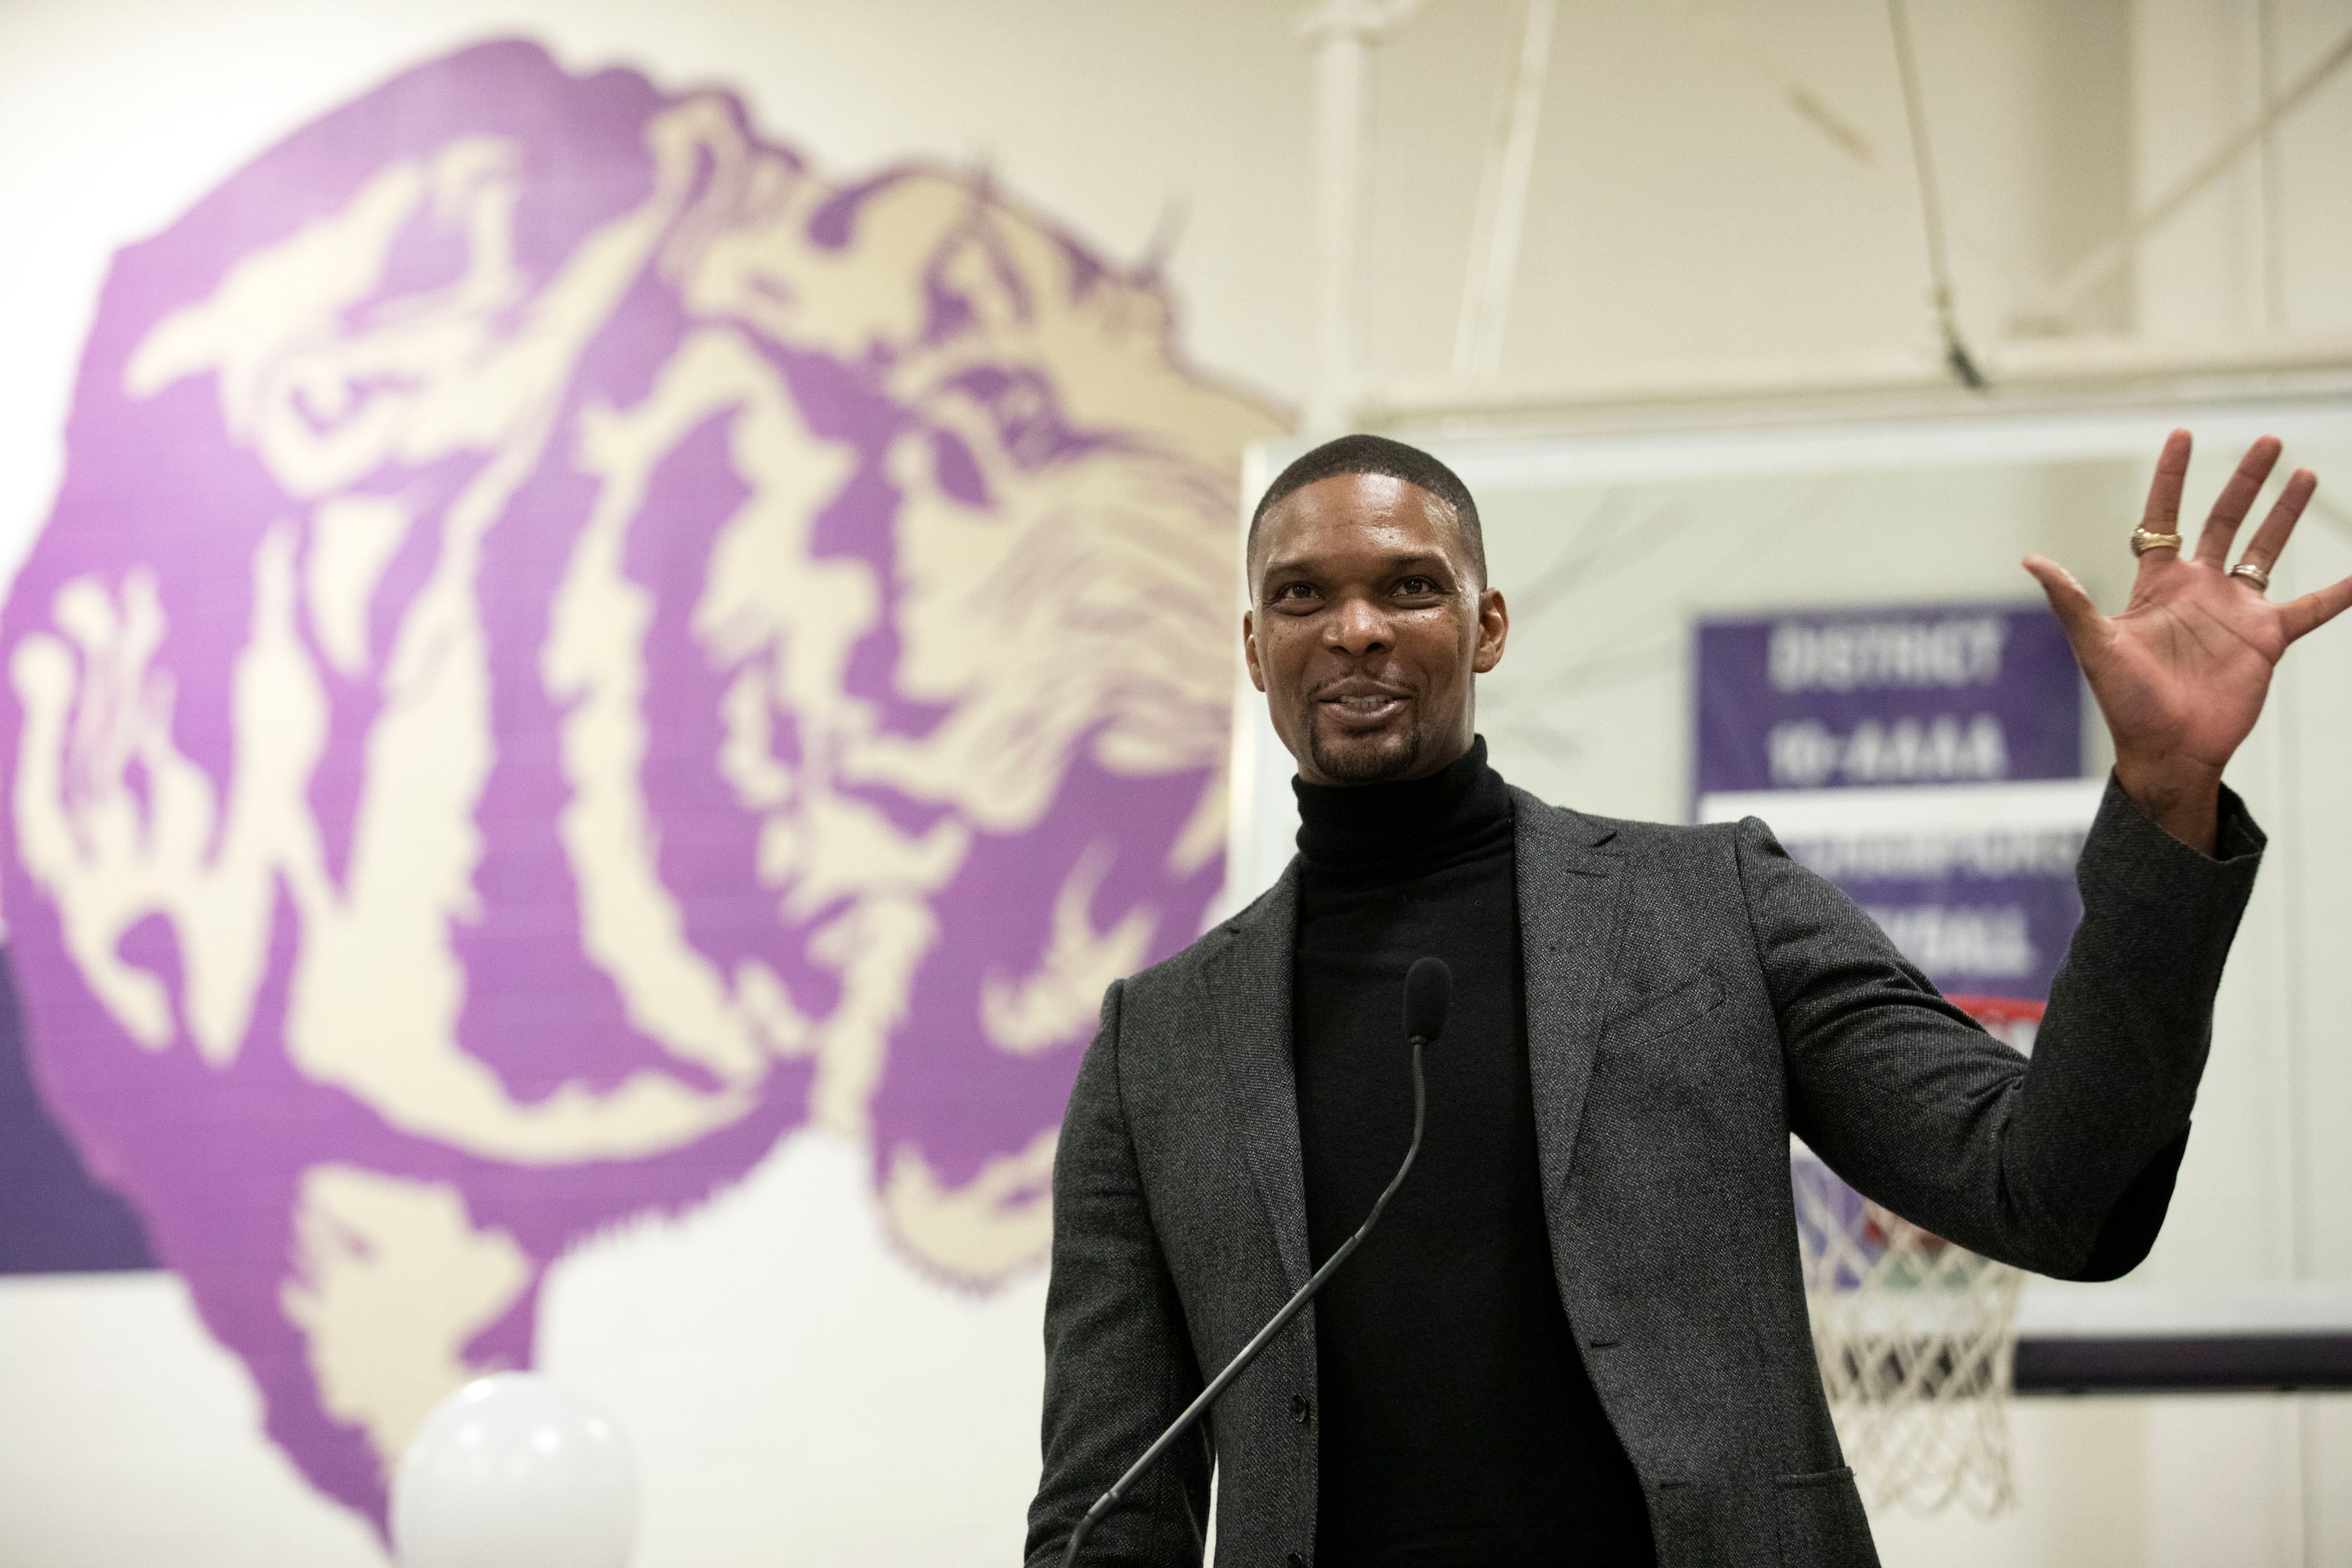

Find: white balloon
393;1373;639;1568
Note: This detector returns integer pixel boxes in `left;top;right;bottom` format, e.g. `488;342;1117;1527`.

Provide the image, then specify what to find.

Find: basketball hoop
1789;998;2040;1518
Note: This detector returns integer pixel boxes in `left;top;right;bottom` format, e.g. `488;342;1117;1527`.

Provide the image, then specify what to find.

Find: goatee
1304;710;1423;784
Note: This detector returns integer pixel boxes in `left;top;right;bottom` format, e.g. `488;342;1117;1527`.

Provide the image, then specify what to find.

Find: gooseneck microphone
1060;957;1452;1567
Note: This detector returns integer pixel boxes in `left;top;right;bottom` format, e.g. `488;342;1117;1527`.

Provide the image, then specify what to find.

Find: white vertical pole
1454;0;1555;377
2257;0;2286;331
1308;7;1373;434
1302;0;1419;433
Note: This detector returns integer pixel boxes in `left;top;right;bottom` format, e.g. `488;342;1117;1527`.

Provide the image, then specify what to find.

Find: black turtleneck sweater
1292;739;1655;1567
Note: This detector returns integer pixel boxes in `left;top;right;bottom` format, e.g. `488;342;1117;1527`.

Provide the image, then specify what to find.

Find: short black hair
1247;433;1485;585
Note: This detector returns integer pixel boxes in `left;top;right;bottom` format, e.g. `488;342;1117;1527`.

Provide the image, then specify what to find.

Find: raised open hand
2023;430;2352;855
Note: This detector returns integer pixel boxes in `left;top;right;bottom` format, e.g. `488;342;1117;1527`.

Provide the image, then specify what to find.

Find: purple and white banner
1695;603;2095;1039
1696;604;2081;796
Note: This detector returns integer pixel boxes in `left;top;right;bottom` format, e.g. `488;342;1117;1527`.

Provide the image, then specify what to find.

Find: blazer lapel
1202;864;1313;1294
1512;787;1634;1209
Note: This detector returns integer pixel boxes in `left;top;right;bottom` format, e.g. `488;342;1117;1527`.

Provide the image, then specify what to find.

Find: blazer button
1287;1555;1307;1568
1290;1393;1311;1424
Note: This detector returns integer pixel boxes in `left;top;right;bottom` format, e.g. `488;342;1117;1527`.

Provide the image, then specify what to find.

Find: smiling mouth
1317;690;1409;727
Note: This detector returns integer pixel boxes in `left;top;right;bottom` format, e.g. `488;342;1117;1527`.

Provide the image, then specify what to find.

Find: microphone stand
1060;1032;1430;1568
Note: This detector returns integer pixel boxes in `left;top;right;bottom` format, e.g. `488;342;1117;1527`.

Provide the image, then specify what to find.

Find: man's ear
1471;587;1510;674
1242;610;1267;692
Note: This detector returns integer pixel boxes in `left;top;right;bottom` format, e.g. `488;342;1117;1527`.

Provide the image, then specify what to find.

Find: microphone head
1403;957;1452;1044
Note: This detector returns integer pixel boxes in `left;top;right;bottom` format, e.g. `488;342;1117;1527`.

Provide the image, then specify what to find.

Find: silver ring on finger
2229;561;2272;592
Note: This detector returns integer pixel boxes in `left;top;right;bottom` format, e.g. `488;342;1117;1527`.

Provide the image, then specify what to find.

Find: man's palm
2077;552;2292;770
2025;431;2352;844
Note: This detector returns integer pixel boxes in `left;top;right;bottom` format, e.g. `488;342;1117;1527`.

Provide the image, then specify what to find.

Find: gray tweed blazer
1028;778;2261;1568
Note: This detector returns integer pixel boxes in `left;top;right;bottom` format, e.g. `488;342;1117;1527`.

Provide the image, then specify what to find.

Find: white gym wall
3;3;2349;1565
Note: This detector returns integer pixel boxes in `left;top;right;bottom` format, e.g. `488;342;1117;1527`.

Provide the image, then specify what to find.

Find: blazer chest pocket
1773;1465;1871;1567
1597;972;1724;1052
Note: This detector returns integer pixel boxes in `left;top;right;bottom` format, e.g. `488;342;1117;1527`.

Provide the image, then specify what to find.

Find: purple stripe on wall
0;947;156;1273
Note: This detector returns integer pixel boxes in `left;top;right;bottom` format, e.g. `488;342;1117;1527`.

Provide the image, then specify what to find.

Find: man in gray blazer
1028;429;2349;1567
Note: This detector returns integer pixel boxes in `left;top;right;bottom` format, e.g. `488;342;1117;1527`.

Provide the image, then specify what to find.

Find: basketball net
1789;998;2039;1517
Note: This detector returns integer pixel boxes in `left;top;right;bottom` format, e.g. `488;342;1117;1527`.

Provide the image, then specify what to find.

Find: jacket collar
1508;787;1631;1222
1201;864;1313;1292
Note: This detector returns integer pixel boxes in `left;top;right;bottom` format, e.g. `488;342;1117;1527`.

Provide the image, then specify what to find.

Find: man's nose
1325;594;1391;655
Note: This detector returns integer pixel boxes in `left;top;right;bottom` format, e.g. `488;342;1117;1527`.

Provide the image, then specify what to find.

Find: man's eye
1396;576;1439;596
1272;582;1317;602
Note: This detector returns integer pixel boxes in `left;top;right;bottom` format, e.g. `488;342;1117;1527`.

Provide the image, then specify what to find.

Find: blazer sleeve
1738;773;2264;1280
1025;979;1211;1568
